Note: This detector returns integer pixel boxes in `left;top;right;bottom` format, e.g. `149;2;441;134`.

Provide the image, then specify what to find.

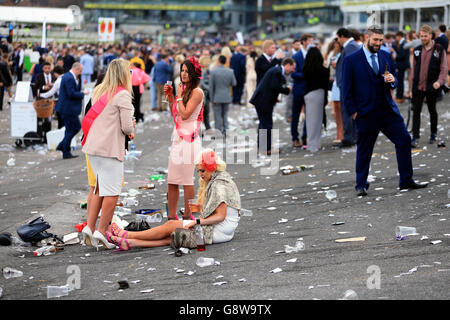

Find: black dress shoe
338;141;355;149
63;154;79;159
56;144;63;151
399;181;428;191
356;187;368;197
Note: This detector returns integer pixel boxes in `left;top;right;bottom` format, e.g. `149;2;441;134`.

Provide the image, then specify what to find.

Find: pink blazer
131;67;151;93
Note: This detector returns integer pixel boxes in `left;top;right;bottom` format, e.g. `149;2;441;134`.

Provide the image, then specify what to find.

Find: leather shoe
56;144;62;151
292;140;302;148
399;181;428;191
63;154;79;159
411;139;419;148
356;187;368;197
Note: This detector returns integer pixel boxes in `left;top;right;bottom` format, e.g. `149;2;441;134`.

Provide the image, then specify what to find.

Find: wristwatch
196;218;201;225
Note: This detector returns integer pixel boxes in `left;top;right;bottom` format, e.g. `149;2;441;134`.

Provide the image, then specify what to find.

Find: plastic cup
395;226;418;240
47;285;69;299
188;199;200;213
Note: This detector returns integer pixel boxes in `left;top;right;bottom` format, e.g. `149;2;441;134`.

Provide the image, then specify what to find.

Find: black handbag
16;217;53;243
124;220;151;232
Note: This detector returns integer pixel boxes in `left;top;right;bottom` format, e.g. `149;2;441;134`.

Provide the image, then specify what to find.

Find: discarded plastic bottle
149;174;164;181
33;245;56;256
326;190;337;201
282;168;299;175
47;285;70;299
240;209;253;217
124;141;136;173
122;197;139;207
195;220;206;251
2;267;23;279
0;286;3;298
136;213;162;223
196;257;215;267
341;289;358;300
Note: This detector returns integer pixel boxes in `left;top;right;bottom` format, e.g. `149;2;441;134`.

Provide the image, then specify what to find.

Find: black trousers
255;105;273;153
0;86;4;110
412;90;438;139
132;86;143;122
396;68;408;99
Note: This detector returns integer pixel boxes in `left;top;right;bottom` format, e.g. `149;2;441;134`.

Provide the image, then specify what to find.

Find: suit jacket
336;39;361;88
55;72;84;116
209;65;237;103
0;60;12;87
34;72;56;97
80;53;94;75
393;40;411;70
255;54;281;85
230;52;246;82
342;48;400;118
290;50;306;97
250;66;290;111
435;34;449;52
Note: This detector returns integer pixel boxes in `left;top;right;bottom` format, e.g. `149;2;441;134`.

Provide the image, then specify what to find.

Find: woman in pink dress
164;57;204;220
131;62;150;122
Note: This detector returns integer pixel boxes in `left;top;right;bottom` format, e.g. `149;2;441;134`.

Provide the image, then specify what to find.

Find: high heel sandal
81;226;97;247
182;213;195;220
93;230;117;251
109;222;128;238
109;235;131;253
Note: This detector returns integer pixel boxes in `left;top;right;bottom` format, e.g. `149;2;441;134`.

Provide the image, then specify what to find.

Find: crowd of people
1;22;449;251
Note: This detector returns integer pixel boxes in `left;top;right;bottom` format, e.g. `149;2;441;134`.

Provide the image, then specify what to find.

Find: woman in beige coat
245;50;258;107
81;58;135;250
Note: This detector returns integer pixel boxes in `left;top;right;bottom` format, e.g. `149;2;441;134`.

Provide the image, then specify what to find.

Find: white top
40;76;61;99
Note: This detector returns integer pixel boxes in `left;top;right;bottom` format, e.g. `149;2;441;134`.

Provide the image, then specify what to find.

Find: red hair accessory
201;150;218;172
189;56;204;78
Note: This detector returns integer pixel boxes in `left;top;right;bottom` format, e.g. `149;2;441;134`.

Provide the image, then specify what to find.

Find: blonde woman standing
81;58;135;250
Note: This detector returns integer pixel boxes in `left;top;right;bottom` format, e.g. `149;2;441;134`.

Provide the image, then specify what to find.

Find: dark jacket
0;60;12;87
255;54;281;85
291;50;306;97
336;39;361;88
393;39;411;70
304;65;330;107
342;48;400;117
250;66;290;111
230;52;246;82
34;72;56;99
55;72;84;116
412;43;445;93
435;34;449;52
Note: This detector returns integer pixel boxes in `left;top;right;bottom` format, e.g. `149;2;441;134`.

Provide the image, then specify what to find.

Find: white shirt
301;46;308;58
263;53;273;62
42;72;52;89
40;76;61;99
70;70;79;85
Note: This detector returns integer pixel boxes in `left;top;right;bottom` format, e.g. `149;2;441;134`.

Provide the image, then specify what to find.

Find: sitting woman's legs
110;220;184;248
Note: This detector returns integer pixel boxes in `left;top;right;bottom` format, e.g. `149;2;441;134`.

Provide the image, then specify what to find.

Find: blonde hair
419;25;433;34
199;55;211;68
92;58;132;103
175;54;185;64
221;46;232;58
262;40;275;51
194;149;226;211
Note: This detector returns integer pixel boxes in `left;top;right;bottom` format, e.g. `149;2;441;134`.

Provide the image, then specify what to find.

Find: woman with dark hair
164;57;204;221
303;46;330;152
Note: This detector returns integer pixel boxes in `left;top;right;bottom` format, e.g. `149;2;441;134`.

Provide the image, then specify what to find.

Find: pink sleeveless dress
167;90;203;186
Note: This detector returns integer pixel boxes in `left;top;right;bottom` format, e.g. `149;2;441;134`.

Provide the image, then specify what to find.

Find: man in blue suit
230;46;246;105
342;25;428;196
56;62;87;159
80;49;94;87
250;58;295;155
336;28;361;148
290;33;313;148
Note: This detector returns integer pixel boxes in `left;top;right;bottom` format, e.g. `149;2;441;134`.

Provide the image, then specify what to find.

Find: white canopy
0;6;76;25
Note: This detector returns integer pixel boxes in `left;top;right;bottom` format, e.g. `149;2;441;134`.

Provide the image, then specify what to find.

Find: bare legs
111;220;184;248
86;182;119;236
332;101;344;142
168;184;195;219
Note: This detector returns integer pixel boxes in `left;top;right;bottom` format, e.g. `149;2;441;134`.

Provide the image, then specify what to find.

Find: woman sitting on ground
106;149;241;251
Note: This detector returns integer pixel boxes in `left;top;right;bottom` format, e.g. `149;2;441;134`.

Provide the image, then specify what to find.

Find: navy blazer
393;40;411;70
436;34;449;52
290;50;305;97
55;72;84;116
255;55;281;85
342;48;399;117
250;66;290;111
230;52;246;81
336;40;361;88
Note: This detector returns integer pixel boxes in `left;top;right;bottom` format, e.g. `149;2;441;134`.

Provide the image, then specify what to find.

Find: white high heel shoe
81;226;97;247
93;230;117;250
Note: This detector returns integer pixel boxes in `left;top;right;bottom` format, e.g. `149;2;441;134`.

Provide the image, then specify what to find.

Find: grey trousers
213;103;230;134
305;89;325;152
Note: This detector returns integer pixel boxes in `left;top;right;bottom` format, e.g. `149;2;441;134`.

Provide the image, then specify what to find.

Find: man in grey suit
209;55;237;135
335;28;362;148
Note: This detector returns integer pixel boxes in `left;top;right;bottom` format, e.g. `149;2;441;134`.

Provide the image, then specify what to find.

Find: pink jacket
131;67;151;93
